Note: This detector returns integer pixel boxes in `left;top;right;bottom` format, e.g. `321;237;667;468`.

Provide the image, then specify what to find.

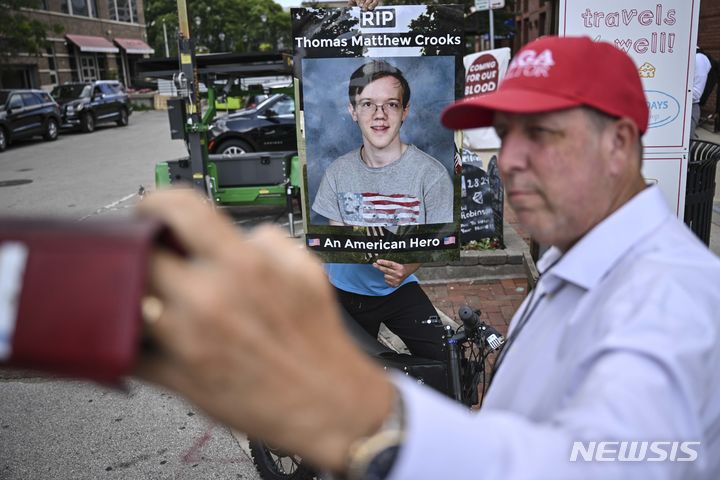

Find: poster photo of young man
293;5;464;263
307;56;455;227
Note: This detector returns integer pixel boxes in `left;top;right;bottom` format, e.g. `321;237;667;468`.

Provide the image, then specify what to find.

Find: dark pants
334;282;446;361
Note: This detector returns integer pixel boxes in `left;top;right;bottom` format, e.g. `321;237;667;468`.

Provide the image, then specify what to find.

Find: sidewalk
418;217;530;338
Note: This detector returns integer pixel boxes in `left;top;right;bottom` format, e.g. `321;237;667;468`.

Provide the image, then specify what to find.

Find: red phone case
0;217;167;382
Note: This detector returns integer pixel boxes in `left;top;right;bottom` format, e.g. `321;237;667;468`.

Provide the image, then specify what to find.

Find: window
38;92;54;104
117;0;131;22
108;0;138;23
80;54;98;81
274;99;295;115
46;46;58;86
9;95;23;110
99;83;116;95
46;48;56;71
71;0;88;16
62;0;97;17
68;55;80;82
96;54;107;79
22;93;43;107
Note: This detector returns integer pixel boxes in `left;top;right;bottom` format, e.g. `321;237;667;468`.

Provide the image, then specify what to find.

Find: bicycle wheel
248;438;316;480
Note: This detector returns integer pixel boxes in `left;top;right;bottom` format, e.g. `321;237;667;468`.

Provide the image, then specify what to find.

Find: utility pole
175;0;211;194
162;20;170;57
489;8;495;49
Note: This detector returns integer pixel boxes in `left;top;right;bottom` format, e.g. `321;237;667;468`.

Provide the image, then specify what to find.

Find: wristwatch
345;387;405;480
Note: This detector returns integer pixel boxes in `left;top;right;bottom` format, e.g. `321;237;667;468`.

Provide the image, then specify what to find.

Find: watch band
345;386;405;480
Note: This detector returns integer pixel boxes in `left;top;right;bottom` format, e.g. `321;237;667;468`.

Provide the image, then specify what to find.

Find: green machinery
136;0;301;234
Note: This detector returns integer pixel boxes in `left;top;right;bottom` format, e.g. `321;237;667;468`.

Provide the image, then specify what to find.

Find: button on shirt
390;186;720;479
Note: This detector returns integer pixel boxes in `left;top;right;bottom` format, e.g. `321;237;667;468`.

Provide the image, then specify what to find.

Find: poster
459;47;509;247
292;5;464;263
462;47;511;150
460;149;503;246
559;0;701;217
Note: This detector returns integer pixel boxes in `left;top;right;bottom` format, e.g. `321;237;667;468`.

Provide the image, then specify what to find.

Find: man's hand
347;0;380;12
373;259;421;288
135;189;394;473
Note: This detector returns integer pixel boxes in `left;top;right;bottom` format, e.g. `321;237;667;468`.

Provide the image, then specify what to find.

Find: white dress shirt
693;52;712;104
391;186;720;479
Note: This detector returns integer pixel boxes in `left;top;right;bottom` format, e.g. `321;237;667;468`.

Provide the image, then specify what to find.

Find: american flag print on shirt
338;192;421;226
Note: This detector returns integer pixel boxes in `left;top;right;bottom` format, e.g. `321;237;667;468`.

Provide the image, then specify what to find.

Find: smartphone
0;217;171;382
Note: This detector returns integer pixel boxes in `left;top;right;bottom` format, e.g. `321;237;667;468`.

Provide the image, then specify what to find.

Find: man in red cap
137;36;720;479
441;35;650;253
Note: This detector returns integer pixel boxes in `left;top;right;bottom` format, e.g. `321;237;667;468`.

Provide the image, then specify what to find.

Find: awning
65;34;119;53
114;38;155;55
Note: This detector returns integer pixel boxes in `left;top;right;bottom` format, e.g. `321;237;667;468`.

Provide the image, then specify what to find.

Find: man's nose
373;105;388;118
497;130;529;175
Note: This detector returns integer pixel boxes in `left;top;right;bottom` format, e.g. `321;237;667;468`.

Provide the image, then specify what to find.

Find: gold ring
141;296;164;325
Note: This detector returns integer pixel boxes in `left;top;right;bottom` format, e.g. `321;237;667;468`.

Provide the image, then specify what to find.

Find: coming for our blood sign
560;0;701;218
465;54;500;96
462;48;510;150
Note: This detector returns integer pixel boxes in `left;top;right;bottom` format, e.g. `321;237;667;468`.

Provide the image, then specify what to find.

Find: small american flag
443;236;456;245
339;192;420;226
307;238;321;247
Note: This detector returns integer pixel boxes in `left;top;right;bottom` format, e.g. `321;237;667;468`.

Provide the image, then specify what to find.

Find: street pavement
0;111;262;480
1;380;259;479
0;111;185;218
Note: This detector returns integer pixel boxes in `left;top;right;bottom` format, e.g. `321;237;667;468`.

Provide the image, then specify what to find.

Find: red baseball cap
441;36;649;134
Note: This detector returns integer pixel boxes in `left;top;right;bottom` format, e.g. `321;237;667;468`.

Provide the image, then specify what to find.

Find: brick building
513;0;557;50
2;0;153;90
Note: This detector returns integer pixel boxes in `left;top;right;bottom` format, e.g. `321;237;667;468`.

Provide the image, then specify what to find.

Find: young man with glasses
311;60;453;361
312;59;453;227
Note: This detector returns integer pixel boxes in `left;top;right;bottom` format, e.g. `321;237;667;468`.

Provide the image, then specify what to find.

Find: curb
416;222;530;283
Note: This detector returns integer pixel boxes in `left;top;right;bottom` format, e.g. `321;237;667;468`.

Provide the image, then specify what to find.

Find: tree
385;0;517;50
144;0;291;56
0;0;63;64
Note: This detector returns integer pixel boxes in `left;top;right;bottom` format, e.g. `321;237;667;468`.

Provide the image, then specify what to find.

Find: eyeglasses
355;100;404;116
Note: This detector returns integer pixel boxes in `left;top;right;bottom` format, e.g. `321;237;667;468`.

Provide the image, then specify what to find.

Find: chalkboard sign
460;151;503;246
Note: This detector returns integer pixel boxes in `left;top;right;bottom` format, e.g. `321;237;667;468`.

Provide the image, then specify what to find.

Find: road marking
79;193;136;221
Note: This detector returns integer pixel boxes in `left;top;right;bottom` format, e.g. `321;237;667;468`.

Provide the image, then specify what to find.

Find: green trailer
136;51;302;235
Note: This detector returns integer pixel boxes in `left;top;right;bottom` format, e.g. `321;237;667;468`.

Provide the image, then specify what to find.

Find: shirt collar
536;185;671;291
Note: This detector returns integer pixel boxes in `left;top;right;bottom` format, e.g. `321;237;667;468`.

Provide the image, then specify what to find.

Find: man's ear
606;117;640;176
348;103;358;122
401;102;410;123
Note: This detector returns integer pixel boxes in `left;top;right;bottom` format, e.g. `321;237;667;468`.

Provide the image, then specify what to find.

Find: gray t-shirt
312;145;453;226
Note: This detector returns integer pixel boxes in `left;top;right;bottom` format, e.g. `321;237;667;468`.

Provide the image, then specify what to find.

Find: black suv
208;93;296;155
52;80;130;133
0;89;61;152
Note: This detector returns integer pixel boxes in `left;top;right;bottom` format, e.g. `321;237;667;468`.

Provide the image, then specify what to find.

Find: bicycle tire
248;438;316;480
